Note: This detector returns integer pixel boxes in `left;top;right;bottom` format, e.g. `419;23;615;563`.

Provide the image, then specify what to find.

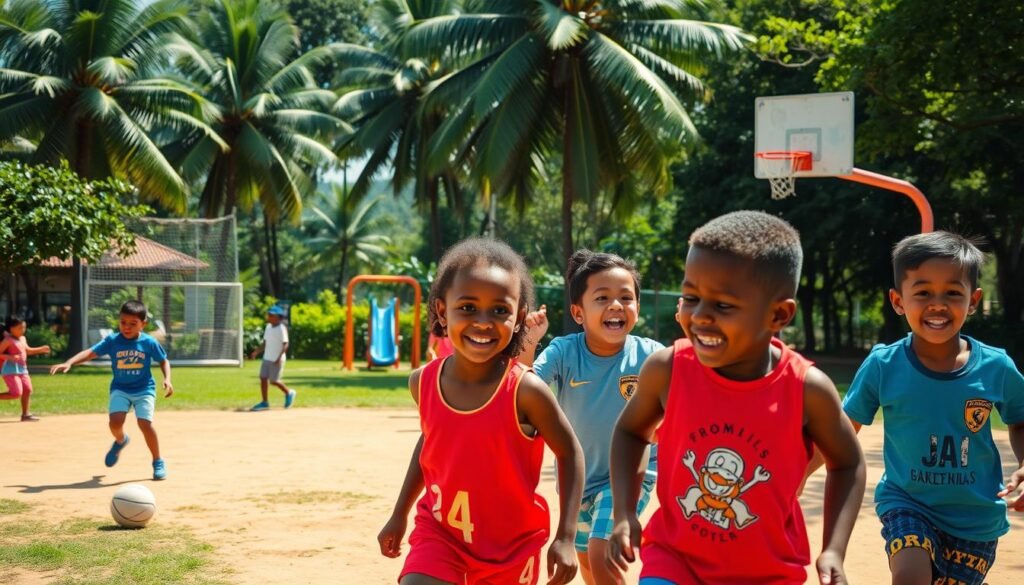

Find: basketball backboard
754;91;854;178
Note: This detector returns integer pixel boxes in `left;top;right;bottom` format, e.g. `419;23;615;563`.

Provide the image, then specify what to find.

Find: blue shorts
109;390;156;421
880;508;997;585
639;579;676;585
575;480;655;553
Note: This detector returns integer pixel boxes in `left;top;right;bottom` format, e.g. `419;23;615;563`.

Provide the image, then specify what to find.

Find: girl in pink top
0;316;51;421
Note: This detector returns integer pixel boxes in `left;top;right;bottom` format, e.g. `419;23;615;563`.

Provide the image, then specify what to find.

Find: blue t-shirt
534;333;663;496
91;332;167;396
843;334;1024;541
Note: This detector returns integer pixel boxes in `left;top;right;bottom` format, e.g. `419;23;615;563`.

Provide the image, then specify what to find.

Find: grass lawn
15;356;1008;429
20;360;414;415
0;499;227;585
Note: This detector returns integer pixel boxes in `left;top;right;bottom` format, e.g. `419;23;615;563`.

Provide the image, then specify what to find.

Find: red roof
41;237;209;272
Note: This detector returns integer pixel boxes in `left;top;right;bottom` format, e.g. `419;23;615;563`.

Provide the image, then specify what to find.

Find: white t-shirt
262;323;289;361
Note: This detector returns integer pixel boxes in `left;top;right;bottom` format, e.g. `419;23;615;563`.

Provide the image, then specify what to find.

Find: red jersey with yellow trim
413;357;549;564
641;337;813;584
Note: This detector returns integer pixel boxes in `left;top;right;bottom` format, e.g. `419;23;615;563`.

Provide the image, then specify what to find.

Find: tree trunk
993;231;1024;324
821;255;834;352
269;220;282;296
68;123;92;354
257;213;276;298
798;252;818;352
339;235;350;299
425;179;441;261
18;268;41;325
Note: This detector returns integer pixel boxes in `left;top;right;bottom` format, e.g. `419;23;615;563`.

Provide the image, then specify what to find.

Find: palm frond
471;33;544;119
102;101;187;211
402;14;527;64
535;0;589;50
583;33;697;143
610;19;751;58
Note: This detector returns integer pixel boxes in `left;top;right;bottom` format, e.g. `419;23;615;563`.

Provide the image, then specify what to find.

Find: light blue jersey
91;332;167;396
843;334;1024;541
534;333;663;496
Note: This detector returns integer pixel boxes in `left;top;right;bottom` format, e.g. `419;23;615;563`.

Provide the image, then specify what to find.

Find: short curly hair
688;210;803;298
427;238;535;357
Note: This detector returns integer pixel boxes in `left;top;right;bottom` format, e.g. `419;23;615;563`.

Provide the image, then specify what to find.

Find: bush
169;333;201;358
247;290;429;362
24;325;68;356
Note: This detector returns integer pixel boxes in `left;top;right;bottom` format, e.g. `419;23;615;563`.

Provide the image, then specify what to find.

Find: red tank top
641;337;813;583
414;357;549;564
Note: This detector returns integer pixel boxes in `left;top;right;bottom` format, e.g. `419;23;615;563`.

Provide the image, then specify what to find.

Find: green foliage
24;325;67;356
753;0;1024;330
0;160;150;273
283;0;372;85
246;290;427;361
165;0;346;222
0;0;200;210
169;332;201;359
29;359;414;413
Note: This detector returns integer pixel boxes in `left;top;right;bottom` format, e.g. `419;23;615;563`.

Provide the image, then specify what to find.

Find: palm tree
165;0;345;222
407;0;749;312
332;0;465;261
0;0;206;208
306;185;392;294
162;0;348;295
0;0;212;351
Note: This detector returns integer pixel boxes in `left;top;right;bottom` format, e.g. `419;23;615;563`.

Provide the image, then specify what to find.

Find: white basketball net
757;153;808;200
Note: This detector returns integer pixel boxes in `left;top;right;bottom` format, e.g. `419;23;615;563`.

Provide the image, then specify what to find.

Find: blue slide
369;297;399;367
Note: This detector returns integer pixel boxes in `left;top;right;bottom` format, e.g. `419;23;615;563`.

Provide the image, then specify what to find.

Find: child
50;300;173;480
607;210;866;584
376;237;585;585
841;231;1024;585
426;331;454;362
0;316;51;421
519;250;662;585
249;305;296;411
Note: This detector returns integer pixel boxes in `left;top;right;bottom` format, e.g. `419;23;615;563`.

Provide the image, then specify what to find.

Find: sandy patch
1;409;1022;583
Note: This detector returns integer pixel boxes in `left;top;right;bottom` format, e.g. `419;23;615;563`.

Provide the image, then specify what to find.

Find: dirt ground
2;408;1022;584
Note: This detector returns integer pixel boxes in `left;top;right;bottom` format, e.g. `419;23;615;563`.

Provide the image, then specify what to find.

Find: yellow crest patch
964;399;992;433
619;375;640;400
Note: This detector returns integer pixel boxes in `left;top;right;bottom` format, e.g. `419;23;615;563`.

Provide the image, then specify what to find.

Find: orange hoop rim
755;150;813;172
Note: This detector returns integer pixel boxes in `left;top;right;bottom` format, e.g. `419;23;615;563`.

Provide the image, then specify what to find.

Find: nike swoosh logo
568;377;590;388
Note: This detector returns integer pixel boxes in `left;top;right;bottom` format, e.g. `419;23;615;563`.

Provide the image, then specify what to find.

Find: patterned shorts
880;508;997;585
575;480;655;552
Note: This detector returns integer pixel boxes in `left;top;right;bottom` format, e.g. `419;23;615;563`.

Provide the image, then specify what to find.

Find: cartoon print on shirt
677;447;770;530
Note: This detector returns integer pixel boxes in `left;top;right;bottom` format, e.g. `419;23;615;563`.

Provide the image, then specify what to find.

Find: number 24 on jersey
430;484;475;543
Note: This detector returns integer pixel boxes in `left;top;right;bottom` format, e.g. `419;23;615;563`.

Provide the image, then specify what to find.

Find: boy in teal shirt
522;250;660;585
52;300;174;480
843;231;1024;584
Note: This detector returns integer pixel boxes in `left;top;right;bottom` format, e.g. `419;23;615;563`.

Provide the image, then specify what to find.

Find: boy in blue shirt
842;231;1024;584
52;300;174;480
521;250;661;585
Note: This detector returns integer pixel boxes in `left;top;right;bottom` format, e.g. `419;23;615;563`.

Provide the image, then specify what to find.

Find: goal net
83;215;243;366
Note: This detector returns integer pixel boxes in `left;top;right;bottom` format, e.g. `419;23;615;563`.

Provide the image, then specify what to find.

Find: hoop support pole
839;168;934;233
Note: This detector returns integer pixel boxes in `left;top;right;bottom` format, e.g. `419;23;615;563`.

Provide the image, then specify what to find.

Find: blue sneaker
153;459;167;481
284;390;296;409
250;401;269;411
104;435;129;468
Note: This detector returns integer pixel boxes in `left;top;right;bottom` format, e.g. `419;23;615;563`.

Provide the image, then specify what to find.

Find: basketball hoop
755;151;812;200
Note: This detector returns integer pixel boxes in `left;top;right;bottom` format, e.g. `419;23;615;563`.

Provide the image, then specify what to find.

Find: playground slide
369;297;399;367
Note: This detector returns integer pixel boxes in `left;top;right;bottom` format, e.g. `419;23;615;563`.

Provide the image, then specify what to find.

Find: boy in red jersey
607;211;866;584
378;238;584;585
